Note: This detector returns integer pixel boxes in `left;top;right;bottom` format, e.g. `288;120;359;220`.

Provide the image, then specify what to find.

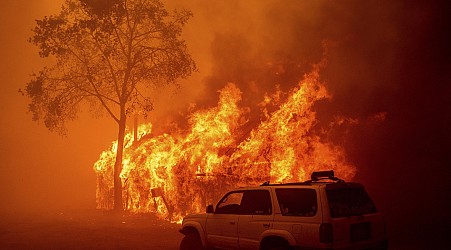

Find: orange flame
93;65;355;222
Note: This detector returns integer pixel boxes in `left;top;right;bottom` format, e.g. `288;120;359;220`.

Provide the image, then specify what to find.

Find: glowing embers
93;67;356;223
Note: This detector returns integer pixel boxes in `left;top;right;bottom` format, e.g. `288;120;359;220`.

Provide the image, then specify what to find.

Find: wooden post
134;114;138;143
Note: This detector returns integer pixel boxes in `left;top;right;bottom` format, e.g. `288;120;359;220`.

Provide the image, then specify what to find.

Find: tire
180;234;203;250
264;239;291;250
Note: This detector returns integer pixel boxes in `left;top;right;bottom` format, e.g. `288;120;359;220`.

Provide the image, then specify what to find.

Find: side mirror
206;204;214;213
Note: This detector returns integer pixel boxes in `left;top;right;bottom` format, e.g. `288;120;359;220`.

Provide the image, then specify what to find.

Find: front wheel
180;234;203;250
263;240;291;250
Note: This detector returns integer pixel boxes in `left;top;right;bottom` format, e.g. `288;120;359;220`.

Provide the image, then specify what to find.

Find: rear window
275;188;317;216
326;186;377;218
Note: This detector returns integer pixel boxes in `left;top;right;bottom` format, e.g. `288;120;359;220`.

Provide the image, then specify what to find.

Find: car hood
184;213;208;220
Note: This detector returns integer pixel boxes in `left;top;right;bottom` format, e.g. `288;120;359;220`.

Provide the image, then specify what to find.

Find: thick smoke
153;0;403;132
183;0;330;110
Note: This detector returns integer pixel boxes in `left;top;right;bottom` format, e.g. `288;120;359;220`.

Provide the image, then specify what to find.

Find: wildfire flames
93;63;356;222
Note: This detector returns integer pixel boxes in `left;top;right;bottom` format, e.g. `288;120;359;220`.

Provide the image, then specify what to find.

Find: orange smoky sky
1;3;450;247
0;0;116;213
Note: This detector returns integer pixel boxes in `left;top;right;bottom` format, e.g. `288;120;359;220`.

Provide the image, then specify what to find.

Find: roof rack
311;170;344;182
260;181;311;186
260;170;344;186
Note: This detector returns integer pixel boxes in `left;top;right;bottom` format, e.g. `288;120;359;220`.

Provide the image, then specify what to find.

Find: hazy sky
1;2;450;244
0;0;114;212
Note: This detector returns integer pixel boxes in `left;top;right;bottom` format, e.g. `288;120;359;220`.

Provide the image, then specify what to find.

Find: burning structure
93;61;356;223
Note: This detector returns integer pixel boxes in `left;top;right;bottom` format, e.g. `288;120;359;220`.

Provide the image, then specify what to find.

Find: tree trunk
113;109;127;211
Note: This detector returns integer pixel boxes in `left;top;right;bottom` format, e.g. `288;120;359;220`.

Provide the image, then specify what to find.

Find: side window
215;191;243;214
239;190;272;215
275;188;317;217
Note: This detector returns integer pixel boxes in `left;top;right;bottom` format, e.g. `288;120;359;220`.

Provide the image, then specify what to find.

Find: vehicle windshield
326;186;377;218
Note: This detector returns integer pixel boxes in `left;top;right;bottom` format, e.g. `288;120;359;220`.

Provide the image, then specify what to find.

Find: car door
205;191;243;249
238;190;273;250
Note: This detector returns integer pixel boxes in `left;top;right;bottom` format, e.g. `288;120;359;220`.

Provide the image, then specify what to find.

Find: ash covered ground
0;210;182;250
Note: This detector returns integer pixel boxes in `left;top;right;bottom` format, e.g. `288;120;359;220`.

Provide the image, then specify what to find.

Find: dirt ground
1;209;449;250
0;210;183;250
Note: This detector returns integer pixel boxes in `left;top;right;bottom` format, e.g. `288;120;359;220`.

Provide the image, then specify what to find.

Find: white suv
179;171;388;250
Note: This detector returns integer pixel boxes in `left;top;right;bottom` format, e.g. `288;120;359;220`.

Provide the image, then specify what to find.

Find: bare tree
21;0;196;211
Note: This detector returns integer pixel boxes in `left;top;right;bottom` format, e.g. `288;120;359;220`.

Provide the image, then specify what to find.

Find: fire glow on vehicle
93;63;356;223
